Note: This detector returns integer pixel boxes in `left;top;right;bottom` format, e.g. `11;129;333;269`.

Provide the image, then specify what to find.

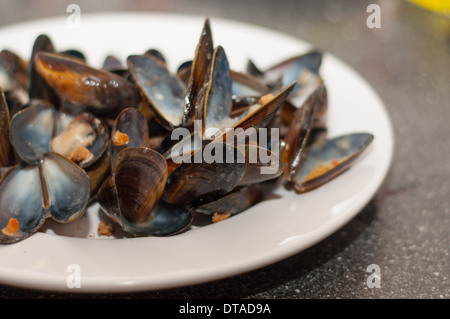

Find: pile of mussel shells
0;18;373;244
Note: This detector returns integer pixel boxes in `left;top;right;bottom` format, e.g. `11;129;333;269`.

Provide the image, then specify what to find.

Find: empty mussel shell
41;152;91;222
247;50;323;92
28;34;59;106
128;54;186;130
110;107;150;165
293;133;374;193
0;165;46;243
9;99;55;164
236;144;283;186
0;152;90;244
194;176;282;220
182;18;213;128
121;201;192;237
98;147;192;236
50;112;109;169
282;82;326;180
162;142;247;207
34;51;141;118
0;88;15;169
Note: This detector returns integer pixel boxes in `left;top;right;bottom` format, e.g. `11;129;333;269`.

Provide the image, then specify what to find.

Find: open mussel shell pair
9;98;110;195
248;49;328;131
98;146;192;237
0;153;90;244
0;94;92;243
281;82;374;193
97;107;192;237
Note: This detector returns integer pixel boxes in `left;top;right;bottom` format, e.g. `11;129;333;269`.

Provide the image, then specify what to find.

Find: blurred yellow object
409;0;450;15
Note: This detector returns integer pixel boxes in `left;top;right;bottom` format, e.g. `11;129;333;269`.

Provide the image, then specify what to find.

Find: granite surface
0;0;448;299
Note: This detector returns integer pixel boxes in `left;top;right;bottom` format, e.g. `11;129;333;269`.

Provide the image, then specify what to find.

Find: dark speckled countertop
0;0;449;299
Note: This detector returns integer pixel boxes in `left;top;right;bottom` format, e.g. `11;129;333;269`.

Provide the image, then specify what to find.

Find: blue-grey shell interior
41;153;90;222
111;108;149;166
122;201;192;236
204;46;233;131
265;51;322;91
128;55;186;127
0;165;46;243
10;101;55;164
0;57;13;92
295;133;374;183
231;79;262;97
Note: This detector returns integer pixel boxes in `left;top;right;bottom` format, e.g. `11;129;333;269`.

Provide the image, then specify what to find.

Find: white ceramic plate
0;13;393;293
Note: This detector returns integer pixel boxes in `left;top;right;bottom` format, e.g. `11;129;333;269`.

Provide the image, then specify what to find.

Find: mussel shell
85;147;111;197
176;60;192;85
0;49;29;93
201;45;296;138
102;55;124;70
194;177;282;217
231;82;297;132
231;70;269;98
176;60;265;124
34;52;141;118
162;82;296;171
270;51;322;90
144;48;167;66
40;152;91;222
113;147;168;224
97;147;191;236
121;201;192;237
50;112;109;169
281;83;326;180
203;46;233;133
293;133;374;193
0;54;15;92
97;174;121;225
0;164;46;244
9;99;55;164
162;142;247;207
231;96;260;118
60;49;86;62
246;58;264;79
147;118;172;152
161;128;209;174
236;144;283;186
128;54;186;130
0;152;91;243
306;127;328;149
110;108;150;165
247;50;323;91
102;55;128;76
28;34;60;107
0;88;15;168
182;18;213;127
